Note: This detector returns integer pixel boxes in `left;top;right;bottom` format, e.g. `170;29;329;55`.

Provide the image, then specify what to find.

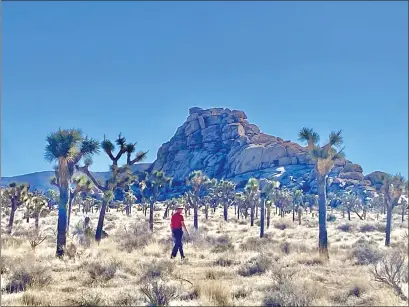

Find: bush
214;256;235;267
338;223;353;232
327;214;336;222
140;259;175;282
194;281;232;306
68;290;106;306
262;280;315;307
280;241;291;254
238;254;271;277
115;223;151;252
273;221;291;230
3;264;52;293
350;241;383;265
359;224;376;232
139;278;177;307
209;234;234;253
87;260;119;283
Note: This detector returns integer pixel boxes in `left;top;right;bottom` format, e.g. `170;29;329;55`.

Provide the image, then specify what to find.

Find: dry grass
1;206;408;306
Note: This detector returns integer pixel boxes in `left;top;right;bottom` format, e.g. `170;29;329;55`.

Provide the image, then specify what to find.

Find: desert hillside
1;204;408;306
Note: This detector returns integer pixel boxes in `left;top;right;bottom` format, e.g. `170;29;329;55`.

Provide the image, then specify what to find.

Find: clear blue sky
2;1;408;178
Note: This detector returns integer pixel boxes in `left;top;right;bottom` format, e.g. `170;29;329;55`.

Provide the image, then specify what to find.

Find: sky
2;1;408;178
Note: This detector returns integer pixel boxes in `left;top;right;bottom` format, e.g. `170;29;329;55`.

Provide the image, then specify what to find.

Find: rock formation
151;107;376;194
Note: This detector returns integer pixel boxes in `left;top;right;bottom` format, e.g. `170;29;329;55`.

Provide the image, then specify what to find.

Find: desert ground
1;205;408;306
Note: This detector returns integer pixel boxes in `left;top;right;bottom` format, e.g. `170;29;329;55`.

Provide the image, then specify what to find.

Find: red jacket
171;212;184;229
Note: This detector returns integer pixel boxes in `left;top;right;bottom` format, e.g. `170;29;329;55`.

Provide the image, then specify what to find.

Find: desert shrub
240;236;275;252
3;264;52;293
68;290;106;306
87;259;119;283
205;269;218;280
1;235;24;248
273;221;291;230
20;292;53;306
372;250;408;300
297;255;324;266
194;281;232;306
375;222;386;232
280;241;291;254
359;223;376;232
238;254;271;277
327;214;336;222
0;256;8;274
140;259;175;282
214;256;235;267
113;292;140;306
350;240;383;265
209;234;234;253
233;287;249;299
338;223;353;232
262;280;315;307
115;223;151;252
140;278;177;307
238;220;247;225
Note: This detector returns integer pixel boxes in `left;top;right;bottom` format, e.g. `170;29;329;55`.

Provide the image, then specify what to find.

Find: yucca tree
44;128;99;258
163;198;178;219
28;195;48;232
140;170;172;231
292;189;304;224
3;183;30;234
234;192;247;219
45;189;59;209
186;170;211;230
65;176;94;230
218;180;236;221
298;127;345;259
381;173;408;246
262;179;280;228
123;189;137;216
245;178;260;226
77;133;147;242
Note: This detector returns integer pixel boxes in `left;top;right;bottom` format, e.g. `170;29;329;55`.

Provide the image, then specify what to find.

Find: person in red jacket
170;206;189;259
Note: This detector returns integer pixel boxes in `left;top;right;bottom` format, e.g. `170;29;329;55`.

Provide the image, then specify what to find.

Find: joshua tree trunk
56;187;69;258
163;204;170;219
402;205;407;223
250;204;255;226
194;205;198;229
95;200;108;243
149;201;154;231
267;204;271;229
256;203;258;218
237;206;240;219
275;206;278;215
67;194;74;231
8;202;17;234
223;203;228;221
298;207;302;225
205;205;209;220
347;209;351;221
342;208;345;218
385;202;392;247
35;213;40;232
260;198;265;238
213;206;216;213
292;207;295;222
317;174;329;259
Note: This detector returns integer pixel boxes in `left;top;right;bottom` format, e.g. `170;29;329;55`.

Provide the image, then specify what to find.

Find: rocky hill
151;107;384;194
2;107;386;195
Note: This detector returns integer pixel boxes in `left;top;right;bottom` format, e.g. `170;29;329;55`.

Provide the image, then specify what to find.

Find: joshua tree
140;170;172;231
275;188;292;218
234;192;247;219
381;174;407;246
298;127;345;259
261;179;280;228
186;170;210;230
292;189;304;223
163;198;178;219
45;189;59;209
3;183;30;234
123;189;137;216
28;195;48;232
44;128;100;258
218;180;236;221
401;196;408;223
77;133;147;242
245;178;260;226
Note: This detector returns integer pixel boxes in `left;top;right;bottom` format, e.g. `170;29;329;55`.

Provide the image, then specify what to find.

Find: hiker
170;205;189;259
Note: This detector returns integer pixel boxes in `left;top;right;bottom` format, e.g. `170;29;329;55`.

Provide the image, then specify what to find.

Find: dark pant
171;228;185;258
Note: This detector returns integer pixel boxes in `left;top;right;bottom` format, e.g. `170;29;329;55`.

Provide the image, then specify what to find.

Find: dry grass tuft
3;263;52;293
238;253;272;277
